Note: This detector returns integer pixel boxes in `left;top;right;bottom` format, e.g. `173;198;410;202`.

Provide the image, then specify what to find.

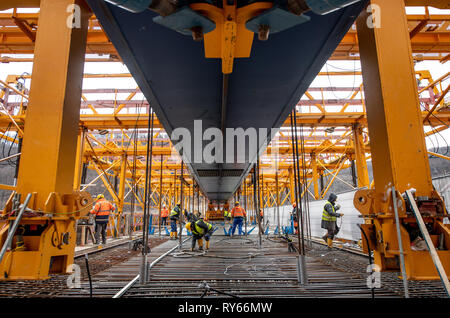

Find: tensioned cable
325;61;359;101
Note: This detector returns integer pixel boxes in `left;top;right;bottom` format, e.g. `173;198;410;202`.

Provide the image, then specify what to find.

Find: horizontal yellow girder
0;12;448;59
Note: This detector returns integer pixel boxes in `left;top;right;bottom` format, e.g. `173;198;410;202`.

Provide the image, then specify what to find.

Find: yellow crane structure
0;0;448;281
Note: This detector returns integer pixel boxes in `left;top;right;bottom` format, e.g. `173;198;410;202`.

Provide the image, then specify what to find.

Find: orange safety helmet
292;202;296;207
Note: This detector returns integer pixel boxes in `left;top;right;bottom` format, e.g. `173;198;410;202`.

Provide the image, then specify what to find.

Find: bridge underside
88;0;368;201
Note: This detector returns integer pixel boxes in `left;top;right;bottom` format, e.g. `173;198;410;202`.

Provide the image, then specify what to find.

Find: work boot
322;235;328;244
205;241;210;250
327;238;333;248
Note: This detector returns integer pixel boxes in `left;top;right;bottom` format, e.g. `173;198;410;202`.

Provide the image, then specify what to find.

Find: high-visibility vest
322;201;337;222
170;206;181;219
192;219;212;236
90;199;114;223
223;210;229;217
231;206;246;218
161;208;169;218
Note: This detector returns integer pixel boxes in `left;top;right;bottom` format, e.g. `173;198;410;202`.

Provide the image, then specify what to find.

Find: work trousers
191;233;210;249
230;217;244;235
170;219;178;233
161;217;167;226
94;222;108;244
323;222;337;240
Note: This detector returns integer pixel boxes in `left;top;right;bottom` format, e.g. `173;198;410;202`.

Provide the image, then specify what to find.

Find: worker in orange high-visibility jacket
160;205;169;226
90;194;115;245
230;201;247;236
291;203;299;234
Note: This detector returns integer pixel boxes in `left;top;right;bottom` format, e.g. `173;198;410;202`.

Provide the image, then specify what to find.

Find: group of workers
167;202;215;251
88;191;344;249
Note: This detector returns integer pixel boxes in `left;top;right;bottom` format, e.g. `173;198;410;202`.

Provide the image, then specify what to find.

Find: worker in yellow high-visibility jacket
186;218;214;251
321;193;343;248
169;203;181;240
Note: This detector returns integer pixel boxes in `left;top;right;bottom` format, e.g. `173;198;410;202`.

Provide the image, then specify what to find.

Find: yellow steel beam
356;0;433;197
0;1;40;10
73;129;86;191
2;111;448;131
1;13;448;59
352;123;370;188
428;151;450;161
311;153;320;199
404;0;450;9
15;0;90;209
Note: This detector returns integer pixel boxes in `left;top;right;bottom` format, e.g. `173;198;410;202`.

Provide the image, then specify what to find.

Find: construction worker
230;201;246;236
186;217;214;251
291;203;298;234
169;203;181;240
90;194;115;245
184;209;197;223
223;202;231;224
321;193;343;248
223;208;231;223
259;209;264;221
160;205;169;226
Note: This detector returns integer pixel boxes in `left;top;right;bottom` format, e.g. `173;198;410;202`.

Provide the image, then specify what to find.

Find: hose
198;281;240;298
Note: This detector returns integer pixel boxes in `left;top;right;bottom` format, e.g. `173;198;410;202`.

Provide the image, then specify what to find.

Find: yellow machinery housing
355;188;450;280
0;191;92;280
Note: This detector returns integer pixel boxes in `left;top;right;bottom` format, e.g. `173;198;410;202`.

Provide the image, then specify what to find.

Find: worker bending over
160;205;169;226
169;203;181;240
321;193;343;248
90;194;115;245
186;215;214;251
230;201;246;236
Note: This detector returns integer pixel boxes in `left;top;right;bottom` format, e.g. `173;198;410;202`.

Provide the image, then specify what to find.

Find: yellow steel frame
1;10;449;61
354;0;449;280
0;0;448;281
0;0;93;281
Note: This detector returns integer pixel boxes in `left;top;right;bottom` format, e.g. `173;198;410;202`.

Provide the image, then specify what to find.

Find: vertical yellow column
352;123;370;188
73;128;86;191
311;153;320;199
357;0;433;197
117;154;127;236
288;167;295;204
16;0;90;208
